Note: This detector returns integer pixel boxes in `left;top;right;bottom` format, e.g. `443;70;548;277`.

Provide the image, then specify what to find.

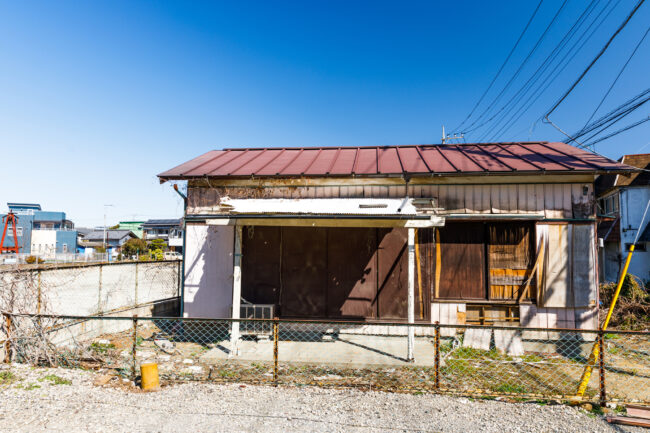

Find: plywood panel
542;224;573;308
436;222;486;300
572;224;596;308
327;228;377;318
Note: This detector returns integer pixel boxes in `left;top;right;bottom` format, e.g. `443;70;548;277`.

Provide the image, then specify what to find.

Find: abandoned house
158;142;635;336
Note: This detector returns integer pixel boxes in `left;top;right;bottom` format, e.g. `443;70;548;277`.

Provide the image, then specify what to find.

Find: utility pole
441;125;464;144
103;204;114;250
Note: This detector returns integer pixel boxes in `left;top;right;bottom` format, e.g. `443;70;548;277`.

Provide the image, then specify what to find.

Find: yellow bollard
140;363;160;391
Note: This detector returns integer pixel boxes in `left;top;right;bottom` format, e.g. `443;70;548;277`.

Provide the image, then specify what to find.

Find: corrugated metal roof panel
158;142;635;180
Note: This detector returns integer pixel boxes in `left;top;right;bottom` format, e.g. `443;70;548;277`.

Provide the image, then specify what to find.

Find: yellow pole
576;244;635;396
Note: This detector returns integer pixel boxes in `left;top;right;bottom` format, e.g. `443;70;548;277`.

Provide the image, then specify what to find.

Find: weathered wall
0;261;180;316
184;224;234;318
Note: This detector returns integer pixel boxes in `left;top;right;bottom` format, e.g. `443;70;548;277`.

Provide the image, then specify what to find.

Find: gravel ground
0;363;645;433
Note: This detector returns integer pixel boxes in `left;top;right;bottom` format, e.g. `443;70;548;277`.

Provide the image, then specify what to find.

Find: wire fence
2;313;649;404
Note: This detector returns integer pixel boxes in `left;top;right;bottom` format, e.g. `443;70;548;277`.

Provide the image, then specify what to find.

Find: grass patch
0;371;18;385
90;342;116;353
17;383;41;391
39;374;71;385
493;383;529;394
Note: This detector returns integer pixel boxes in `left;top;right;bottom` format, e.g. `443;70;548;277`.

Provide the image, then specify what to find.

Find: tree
122;238;148;257
147;238;168;251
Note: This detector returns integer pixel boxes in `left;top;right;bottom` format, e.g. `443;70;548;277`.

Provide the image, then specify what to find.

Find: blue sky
1;1;648;226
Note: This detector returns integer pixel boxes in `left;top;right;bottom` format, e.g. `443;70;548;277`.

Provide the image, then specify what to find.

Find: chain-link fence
2;313;649;404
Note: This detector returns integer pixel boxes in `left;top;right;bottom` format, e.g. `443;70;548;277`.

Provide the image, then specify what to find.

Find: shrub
25;256;36;264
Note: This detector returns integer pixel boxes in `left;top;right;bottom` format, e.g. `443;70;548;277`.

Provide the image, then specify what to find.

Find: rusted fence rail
2;312;649;405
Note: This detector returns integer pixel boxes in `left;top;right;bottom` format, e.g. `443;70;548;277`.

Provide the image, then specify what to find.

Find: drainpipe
173;184;188;317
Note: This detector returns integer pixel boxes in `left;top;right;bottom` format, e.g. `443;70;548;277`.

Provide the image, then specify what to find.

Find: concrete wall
620;187;650;281
184;224;234;318
0;261;181;316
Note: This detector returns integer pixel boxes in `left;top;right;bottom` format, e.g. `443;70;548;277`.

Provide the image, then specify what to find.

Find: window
62;244;68;253
434;222;535;301
626;243;647;252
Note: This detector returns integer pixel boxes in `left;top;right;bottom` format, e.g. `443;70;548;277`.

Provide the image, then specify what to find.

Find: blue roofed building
1;203;78;256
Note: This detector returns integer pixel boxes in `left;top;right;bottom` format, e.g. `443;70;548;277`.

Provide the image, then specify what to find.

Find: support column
230;225;243;357
407;227;415;362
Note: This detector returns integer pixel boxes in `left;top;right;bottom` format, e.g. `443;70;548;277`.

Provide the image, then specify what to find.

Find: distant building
79;229;137;258
596;153;650;283
117;221;144;239
142;219;183;252
1;203;77;256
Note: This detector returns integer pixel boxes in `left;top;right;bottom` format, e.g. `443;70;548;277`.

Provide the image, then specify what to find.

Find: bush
122;238;148;257
600;274;650;329
138;255;150;262
25;256;36;264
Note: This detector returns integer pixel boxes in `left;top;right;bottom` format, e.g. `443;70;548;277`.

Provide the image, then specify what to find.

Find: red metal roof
158;142;634;180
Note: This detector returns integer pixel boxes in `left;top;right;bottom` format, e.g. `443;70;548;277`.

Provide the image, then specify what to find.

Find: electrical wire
477;0;606;142
544;0;646;121
572;26;650;141
460;0;568;134
452;0;544;133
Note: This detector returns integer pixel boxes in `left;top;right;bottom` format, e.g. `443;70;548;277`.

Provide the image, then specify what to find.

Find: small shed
159;142;634;335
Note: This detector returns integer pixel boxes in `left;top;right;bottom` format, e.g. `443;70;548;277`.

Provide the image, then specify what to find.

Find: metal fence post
273;317;279;386
3;313;12;363
434;321;440;390
132;315;138;381
598;331;606;406
37;270;42;314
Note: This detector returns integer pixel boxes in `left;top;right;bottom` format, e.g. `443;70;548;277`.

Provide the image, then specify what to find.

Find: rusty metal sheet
397;147;429;173
256;150;301;176
417;146;457;172
280;227;328;317
438;146;484;172
377;147;403;174
327;228;377;318
461;145;513;171
436;222;486;300
329;148;357;175
354;148;378;174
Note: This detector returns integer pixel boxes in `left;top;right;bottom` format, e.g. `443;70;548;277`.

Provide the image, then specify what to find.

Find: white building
596;153;650;283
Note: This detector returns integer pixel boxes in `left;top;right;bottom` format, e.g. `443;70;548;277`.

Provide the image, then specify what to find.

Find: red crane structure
0;211;21;254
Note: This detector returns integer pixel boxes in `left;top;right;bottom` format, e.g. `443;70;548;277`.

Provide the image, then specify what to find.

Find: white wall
184;224;234;318
31;230;57;257
620;187;650;282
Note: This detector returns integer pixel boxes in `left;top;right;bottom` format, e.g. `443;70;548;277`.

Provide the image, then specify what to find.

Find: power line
460;0;568;134
583;115;650;147
477;0;606;142
452;0;545;133
544;0;646;122
572;26;650;140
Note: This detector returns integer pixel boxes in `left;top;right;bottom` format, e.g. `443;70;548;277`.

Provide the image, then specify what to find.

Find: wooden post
134;262;138;308
3;313;12;363
132;315;138;381
434;321;440;390
598;331;606;406
230;225;242;357
273;317;279;386
407;227;415;362
37;270;42;314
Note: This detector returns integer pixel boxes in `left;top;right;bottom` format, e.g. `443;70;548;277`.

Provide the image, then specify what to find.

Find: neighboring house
595;153;650;283
142;219;183;252
158;142;634;332
0;203;78;257
117;221;144;239
79;230;137;257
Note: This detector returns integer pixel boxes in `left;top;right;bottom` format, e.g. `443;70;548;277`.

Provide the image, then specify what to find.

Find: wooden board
572;224;596;308
607;416;650;427
327;228;377;318
279;227;328;317
542;224;573;308
376;228;409;319
436;222;486;300
494;329;524;356
242;226;281;305
487;222;534;301
626;405;650;420
463;328;491;351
